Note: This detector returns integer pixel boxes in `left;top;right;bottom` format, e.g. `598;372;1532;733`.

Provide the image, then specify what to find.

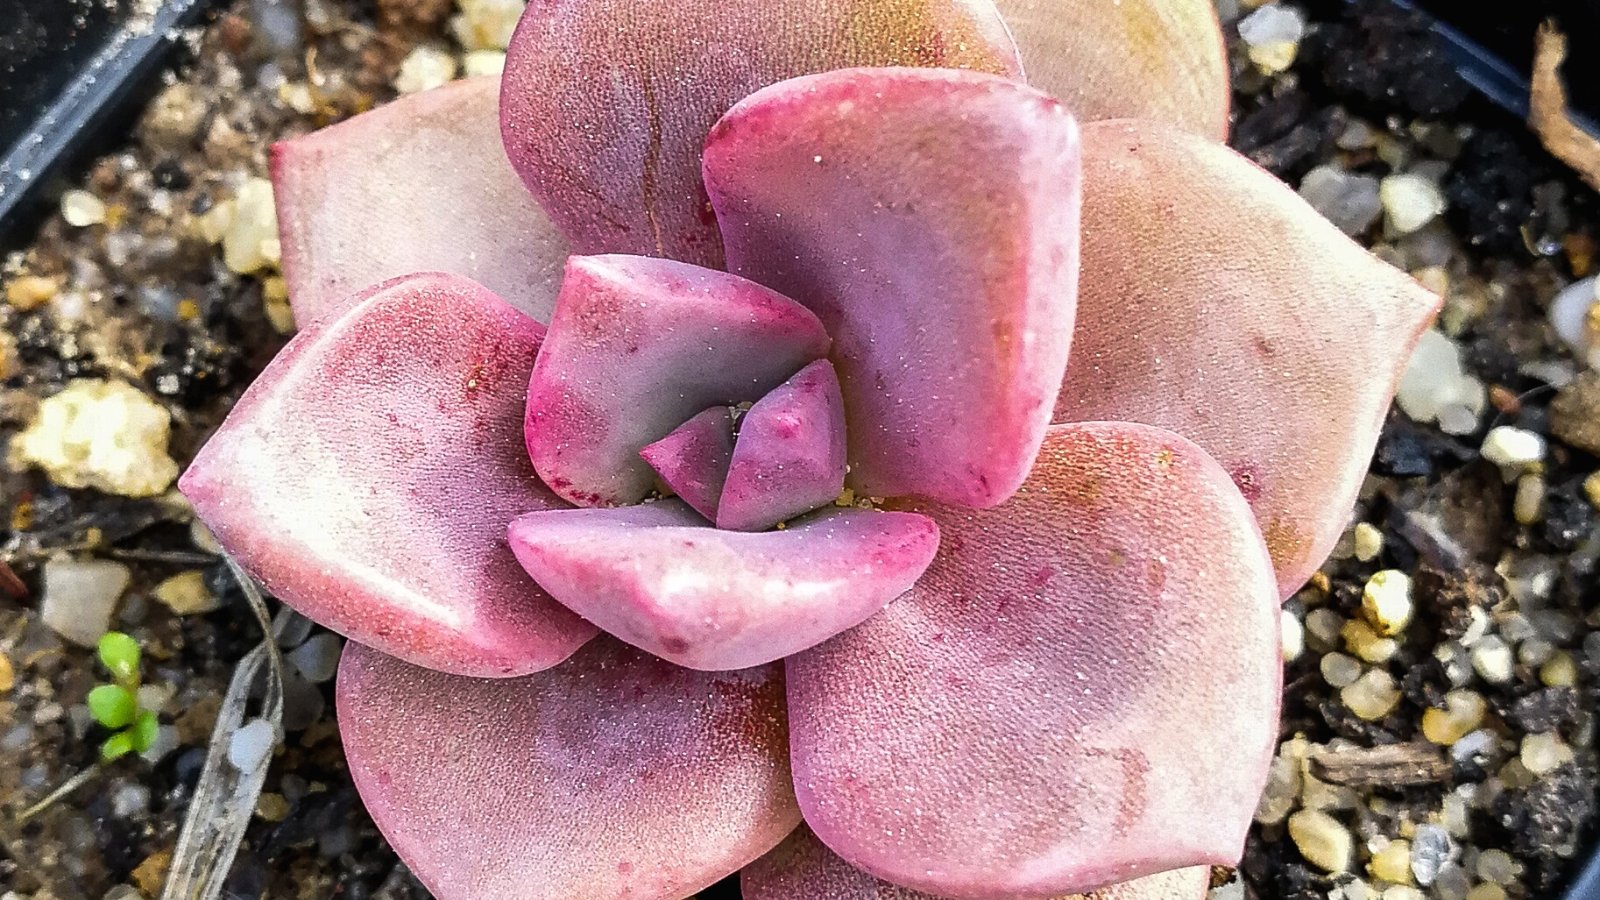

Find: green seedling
91;631;160;761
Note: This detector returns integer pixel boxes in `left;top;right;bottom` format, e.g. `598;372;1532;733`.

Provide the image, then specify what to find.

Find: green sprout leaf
97;632;141;684
87;684;137;729
130;710;159;753
100;730;136;762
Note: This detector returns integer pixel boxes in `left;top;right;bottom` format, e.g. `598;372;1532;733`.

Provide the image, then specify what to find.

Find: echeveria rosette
180;1;1443;898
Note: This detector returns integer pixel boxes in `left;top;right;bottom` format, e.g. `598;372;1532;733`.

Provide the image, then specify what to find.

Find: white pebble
12;379;181;497
1362;569;1413;635
1288;808;1353;873
1520;732;1575;775
1549;276;1599;369
1396;330;1485;433
60;190;107;227
40;557;131;647
1299;165;1383;235
1380;173;1446;235
1480;426;1546;471
222;178;281;275
112;783;151;818
461;49;507;77
394;46;459;94
452;0;526;51
1410;824;1455;886
1237;4;1306;74
228;718;278;774
1353;522;1384;562
1470;635;1515;684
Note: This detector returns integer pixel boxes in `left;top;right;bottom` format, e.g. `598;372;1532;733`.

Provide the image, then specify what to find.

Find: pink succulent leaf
786;422;1281;898
272;77;569;326
718;360;849;532
179;273;596;677
992;0;1229;138
499;0;1021;268
705;68;1081;509
525;254;831;508
337;637;799;900
1056;120;1441;598
507;500;939;671
640;406;737;522
742;825;1211;899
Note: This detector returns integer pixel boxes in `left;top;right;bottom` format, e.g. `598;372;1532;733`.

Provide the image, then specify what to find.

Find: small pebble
40;556;132;647
222;178;281;275
1549;276;1598;369
1433;864;1471;900
1512;473;1544;524
1517;637;1555;668
1361;569;1413;635
1474;848;1520;886
1341;669;1401;720
1380;173;1446;235
1422;690;1487;745
255;791;291;822
1237;3;1306;74
461;49;507;77
394;46;459;94
1519;732;1575;775
0;654;12;692
288;632;343;684
1299;165;1383;235
1465;885;1507;900
1540;651;1577;687
1321;652;1364;688
228;718;277;774
140;724;180;764
451;0;525;50
1353;522;1384;561
1396;330;1485;433
5;274;59;310
1410;824;1454;886
1343;618;1399;664
1479;426;1545;471
112;783;151;818
60;190;107;227
1280;609;1304;662
153;570;219;615
1470;636;1514;684
1369;838;1413;885
12;379;181;497
1289;808;1353;873
1450;729;1499;766
1383;888;1424;900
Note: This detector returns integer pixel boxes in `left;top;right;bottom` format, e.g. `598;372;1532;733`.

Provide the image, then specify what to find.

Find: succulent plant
179;1;1440;897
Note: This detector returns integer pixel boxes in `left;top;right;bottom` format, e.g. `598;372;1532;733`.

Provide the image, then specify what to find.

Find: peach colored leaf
1056;119;1440;598
337;638;798;900
786;423;1280;898
272;78;568;326
180;273;595;677
706;68;1080;509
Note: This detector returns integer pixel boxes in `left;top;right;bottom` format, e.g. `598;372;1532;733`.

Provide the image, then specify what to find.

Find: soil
0;1;1596;898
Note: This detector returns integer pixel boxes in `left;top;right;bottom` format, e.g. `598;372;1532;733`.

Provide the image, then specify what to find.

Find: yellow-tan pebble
1289;809;1353;873
1342;669;1401;720
1368;838;1413;885
1422;690;1487;745
1540;652;1577;687
1466;884;1508;900
1344;618;1400;664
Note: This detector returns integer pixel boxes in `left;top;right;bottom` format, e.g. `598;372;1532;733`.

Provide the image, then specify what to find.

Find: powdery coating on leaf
706;68;1081;509
508;500;939;671
1056;119;1441;599
271;77;570;326
525;255;831;508
787;422;1281;898
179;273;596;677
640;406;736;522
718;360;849;532
742;826;1211;899
992;0;1228;138
500;0;1021;268
337;638;799;900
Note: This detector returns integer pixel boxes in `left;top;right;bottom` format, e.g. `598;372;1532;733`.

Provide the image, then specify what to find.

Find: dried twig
159;556;294;900
1309;742;1452;789
1530;21;1600;192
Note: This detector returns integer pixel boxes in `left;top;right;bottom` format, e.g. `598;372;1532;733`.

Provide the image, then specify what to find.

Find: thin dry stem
1530;21;1600;192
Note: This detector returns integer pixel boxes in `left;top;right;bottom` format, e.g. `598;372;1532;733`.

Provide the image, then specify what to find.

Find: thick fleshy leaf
640;406;736;522
706;68;1081;509
993;0;1228;139
500;0;1021;268
1056;120;1441;597
272;77;569;326
337;638;799;900
742;826;1211;899
180;273;596;677
508;500;939;671
787;422;1281;898
526;254;830;508
718;360;848;532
